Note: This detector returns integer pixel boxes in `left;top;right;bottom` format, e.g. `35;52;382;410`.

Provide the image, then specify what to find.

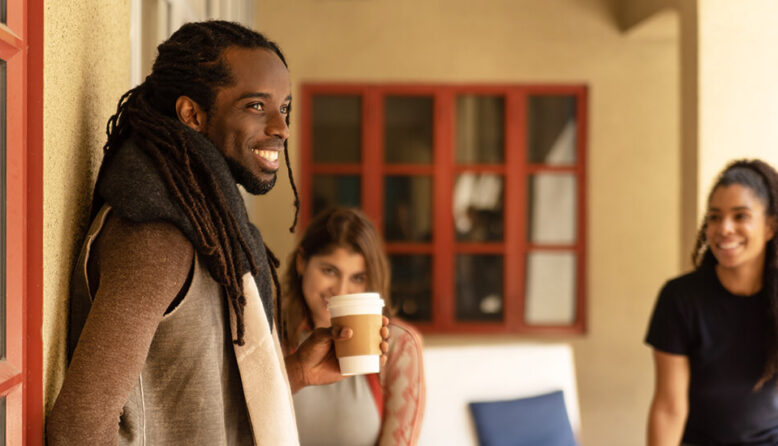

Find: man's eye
280;104;290;114
249;102;264;111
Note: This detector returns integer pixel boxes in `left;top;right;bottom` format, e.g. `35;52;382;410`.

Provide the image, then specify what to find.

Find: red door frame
299;83;586;336
0;0;44;443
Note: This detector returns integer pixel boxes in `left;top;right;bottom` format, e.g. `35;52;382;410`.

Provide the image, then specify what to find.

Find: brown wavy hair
282;207;392;348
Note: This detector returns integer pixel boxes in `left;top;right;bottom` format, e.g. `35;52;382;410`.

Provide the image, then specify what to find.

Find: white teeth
252;149;279;162
718;241;740;250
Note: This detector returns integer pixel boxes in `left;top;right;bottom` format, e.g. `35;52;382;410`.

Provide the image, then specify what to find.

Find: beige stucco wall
697;0;778;211
42;1;131;415
250;0;680;444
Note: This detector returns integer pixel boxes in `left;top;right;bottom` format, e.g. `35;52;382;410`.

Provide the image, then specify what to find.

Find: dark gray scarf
95;127;275;330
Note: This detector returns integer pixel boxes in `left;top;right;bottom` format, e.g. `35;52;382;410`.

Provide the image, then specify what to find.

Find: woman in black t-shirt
646;159;778;445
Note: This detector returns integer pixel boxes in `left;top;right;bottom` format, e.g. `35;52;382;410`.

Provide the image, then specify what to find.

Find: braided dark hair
96;21;300;345
691;159;778;386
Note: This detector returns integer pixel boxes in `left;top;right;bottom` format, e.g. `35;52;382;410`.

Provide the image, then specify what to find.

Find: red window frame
300;84;586;335
0;0;43;443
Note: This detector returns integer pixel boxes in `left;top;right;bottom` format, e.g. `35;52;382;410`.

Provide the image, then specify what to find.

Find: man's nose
266;110;290;140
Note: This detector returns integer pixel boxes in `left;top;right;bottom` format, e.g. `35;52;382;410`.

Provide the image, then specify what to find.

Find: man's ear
175;96;207;132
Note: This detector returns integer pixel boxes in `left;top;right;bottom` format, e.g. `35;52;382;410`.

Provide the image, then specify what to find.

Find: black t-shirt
646;263;778;445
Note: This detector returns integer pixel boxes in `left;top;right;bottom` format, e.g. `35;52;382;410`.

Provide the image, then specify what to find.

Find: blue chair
469;390;577;446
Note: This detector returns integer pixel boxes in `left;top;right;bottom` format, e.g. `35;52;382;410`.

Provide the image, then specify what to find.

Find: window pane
384;96;433;164
525;251;576;324
528;173;577;244
312;175;360;216
453;173;504;242
384;176;432;242
0;0;5;24
312;95;362;163
0;60;5;360
455;254;503;322
528;95;577;165
456;95;504;164
390;254;432;322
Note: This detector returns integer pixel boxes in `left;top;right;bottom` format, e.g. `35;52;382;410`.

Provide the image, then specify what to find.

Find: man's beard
225;157;277;195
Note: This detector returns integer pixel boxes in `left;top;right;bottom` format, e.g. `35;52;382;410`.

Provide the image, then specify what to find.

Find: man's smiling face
204;47;291;194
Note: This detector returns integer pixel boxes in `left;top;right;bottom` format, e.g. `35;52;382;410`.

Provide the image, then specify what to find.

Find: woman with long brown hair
283;207;425;445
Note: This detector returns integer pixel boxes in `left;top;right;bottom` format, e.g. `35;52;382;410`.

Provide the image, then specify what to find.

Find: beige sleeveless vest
69;206;299;445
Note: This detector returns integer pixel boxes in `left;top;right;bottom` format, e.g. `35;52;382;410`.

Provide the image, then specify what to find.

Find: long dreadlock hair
94;21;300;345
691;159;778;387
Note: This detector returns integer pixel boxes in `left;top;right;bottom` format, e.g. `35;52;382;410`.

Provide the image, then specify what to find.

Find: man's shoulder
103;212;191;248
94;212;194;274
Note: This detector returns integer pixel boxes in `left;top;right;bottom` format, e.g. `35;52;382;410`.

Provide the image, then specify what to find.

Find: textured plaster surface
43;0;131;415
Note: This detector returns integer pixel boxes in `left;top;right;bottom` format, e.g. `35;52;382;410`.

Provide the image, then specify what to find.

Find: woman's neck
715;262;764;296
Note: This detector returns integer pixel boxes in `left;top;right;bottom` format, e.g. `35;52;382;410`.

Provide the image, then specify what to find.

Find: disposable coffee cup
327;292;385;376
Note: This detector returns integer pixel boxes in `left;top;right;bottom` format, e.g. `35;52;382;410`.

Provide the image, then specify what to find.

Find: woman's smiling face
297;246;368;328
705;183;775;275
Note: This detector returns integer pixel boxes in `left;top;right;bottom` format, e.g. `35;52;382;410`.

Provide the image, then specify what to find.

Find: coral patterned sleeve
378;319;426;446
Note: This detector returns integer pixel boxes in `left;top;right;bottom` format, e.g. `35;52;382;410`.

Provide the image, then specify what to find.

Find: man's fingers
380;341;388;354
330;326;352;340
380;326;389;339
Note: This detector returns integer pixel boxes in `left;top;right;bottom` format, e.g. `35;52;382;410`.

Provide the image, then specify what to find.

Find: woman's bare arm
647;349;690;446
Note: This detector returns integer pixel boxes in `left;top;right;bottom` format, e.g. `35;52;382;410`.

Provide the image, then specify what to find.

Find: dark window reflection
390;254;432;322
384;96;433;164
455;254;503;321
456;95;504;164
0;0;5;24
312;175;360;216
312;95;362;163
384;176;432;242
528;95;577;165
453;173;504;242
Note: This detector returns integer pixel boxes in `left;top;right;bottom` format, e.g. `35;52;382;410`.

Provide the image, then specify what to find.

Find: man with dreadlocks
47;21;387;445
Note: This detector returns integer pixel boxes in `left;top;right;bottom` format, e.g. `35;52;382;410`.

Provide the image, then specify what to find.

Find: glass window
384;175;432;242
528;173;577;245
453;173;504;242
384;96;433;164
528;95;577;165
455;254;503;321
303;84;586;334
390;254;432;322
0;0;5;24
456;95;504;164
525;251;577;324
312;95;362;163
312;175;360;216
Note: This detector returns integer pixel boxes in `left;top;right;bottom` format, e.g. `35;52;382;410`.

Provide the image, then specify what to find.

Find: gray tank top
69;206;254;445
